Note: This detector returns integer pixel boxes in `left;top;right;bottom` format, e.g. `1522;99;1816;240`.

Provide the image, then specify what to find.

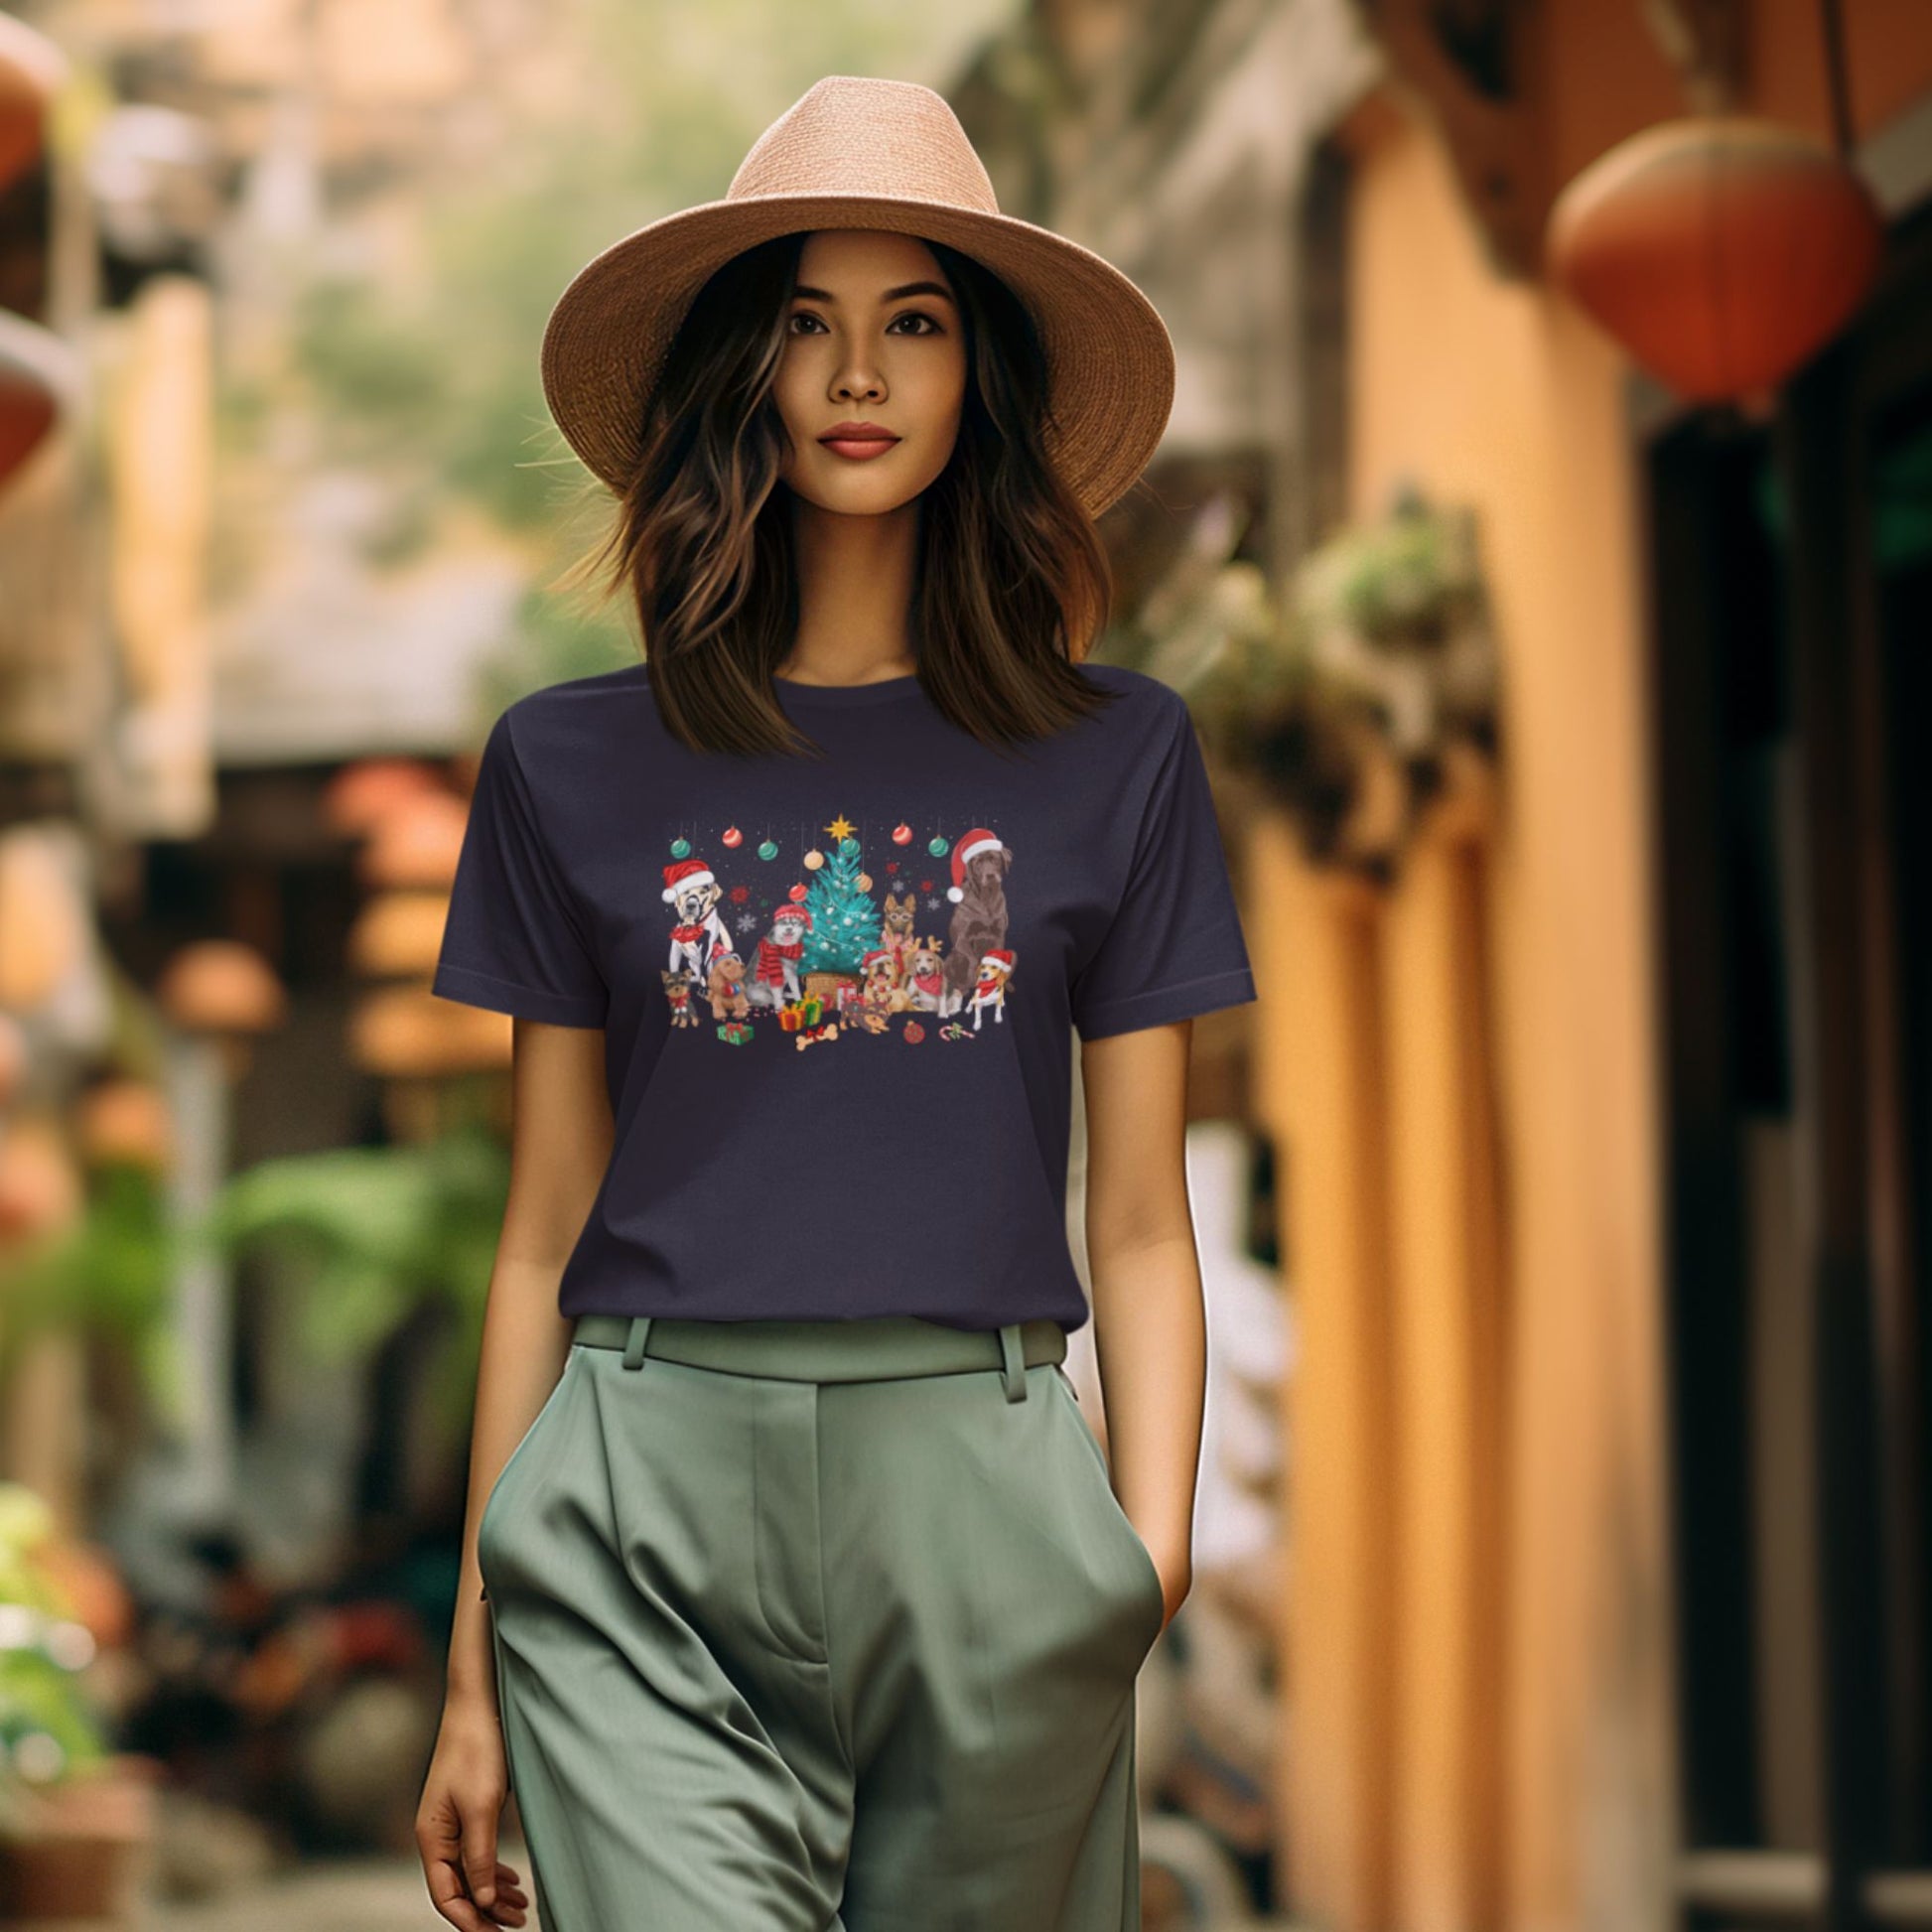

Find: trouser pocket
477;1348;584;1595
1047;1363;1167;1652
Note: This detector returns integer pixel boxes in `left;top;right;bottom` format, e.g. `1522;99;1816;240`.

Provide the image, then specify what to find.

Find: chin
793;475;932;517
784;445;943;513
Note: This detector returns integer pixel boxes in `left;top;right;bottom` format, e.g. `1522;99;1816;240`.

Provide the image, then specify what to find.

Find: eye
787;311;827;334
890;311;943;335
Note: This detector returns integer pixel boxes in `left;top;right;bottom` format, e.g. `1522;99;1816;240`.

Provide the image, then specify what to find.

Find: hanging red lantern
1548;117;1882;405
0;14;64;197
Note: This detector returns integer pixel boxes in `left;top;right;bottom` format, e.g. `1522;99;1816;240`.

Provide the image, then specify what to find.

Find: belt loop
622;1314;652;1371
998;1322;1027;1403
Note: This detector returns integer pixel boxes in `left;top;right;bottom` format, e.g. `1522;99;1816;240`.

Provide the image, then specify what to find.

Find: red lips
819;420;897;442
818;420;900;460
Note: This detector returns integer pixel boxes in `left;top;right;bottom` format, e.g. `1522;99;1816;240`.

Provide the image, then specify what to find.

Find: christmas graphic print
661;815;1015;1049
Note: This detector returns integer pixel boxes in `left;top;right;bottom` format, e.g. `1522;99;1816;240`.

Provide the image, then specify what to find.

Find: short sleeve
1069;695;1258;1040
431;709;610;1029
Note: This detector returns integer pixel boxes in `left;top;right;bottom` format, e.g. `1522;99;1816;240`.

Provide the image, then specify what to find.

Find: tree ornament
803;848;824;871
722;826;743;847
758;839;778;861
927;835;949;858
893;823;912;845
670;836;690;859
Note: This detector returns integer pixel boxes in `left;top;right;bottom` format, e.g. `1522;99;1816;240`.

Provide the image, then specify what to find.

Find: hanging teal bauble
840;836;860;857
670;836;690;859
927;835;949;857
758;840;778;861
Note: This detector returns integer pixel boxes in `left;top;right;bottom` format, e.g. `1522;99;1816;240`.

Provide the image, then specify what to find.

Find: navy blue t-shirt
431;659;1256;1331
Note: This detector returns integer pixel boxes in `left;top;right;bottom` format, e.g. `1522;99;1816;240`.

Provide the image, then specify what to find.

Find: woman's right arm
416;1017;614;1931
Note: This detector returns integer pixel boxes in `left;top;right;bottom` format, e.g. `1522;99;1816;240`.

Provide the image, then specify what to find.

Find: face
772;229;967;515
672;881;720;926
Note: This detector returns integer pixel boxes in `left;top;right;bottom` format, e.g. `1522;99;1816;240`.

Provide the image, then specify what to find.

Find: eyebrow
791;280;957;305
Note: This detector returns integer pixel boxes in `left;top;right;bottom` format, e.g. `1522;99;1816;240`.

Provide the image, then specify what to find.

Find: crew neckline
771;671;926;707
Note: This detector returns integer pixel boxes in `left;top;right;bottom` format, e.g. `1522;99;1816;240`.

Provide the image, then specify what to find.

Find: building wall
1348;92;1667;1932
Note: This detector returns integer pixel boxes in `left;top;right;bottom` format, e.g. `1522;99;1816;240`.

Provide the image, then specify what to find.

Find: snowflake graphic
737;913;759;931
926;896;942;910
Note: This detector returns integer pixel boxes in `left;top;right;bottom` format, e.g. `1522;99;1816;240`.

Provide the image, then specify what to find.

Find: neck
781;490;920;684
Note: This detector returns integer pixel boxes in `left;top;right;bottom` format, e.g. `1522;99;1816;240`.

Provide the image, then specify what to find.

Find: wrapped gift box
778;994;824;1034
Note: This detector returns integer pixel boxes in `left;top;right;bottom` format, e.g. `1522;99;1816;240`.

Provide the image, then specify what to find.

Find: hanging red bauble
1548;116;1882;404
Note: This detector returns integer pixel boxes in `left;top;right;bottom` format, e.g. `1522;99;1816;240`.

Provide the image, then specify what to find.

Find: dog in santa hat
940;826;1012;1017
662;857;734;985
968;948;1017;1029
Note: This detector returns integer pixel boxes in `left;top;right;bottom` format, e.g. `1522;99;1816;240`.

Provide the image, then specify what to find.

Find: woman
414;74;1255;1932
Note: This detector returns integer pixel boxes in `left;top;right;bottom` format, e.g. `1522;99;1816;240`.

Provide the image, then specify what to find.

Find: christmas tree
801;839;881;976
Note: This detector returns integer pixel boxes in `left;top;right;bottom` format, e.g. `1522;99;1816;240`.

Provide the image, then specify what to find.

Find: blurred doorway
1646;195;1932;1932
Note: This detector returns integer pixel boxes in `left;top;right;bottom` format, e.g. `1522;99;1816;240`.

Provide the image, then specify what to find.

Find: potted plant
198;1117;511;1443
1180;483;1502;882
0;1483;157;1924
0;1154;181;1434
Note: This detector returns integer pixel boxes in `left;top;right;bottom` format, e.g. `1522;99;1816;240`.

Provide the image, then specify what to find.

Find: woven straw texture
539;75;1174;518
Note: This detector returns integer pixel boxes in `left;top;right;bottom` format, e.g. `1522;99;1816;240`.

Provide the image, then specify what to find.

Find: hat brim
539;193;1175;518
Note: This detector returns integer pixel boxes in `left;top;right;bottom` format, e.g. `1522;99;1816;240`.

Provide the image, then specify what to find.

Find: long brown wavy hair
560;230;1126;759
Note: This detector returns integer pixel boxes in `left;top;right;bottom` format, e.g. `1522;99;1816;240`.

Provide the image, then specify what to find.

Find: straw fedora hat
539;73;1175;518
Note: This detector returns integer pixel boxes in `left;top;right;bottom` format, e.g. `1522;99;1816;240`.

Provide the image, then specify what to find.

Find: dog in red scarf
747;903;812;1010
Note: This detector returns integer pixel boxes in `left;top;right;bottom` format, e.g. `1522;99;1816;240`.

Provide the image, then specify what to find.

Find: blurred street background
1;1;1929;1928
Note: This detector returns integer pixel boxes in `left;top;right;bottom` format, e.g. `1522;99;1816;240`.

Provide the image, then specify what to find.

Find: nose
833;353;886;404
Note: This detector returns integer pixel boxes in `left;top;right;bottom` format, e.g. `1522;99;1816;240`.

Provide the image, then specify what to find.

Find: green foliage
1292;481;1487;649
1174;486;1503;880
0;1484;109;1820
199;1120;512;1439
0;1164;182;1420
470;573;639;732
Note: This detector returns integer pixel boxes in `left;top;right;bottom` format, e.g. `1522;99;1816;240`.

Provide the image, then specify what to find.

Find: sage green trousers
476;1312;1167;1931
